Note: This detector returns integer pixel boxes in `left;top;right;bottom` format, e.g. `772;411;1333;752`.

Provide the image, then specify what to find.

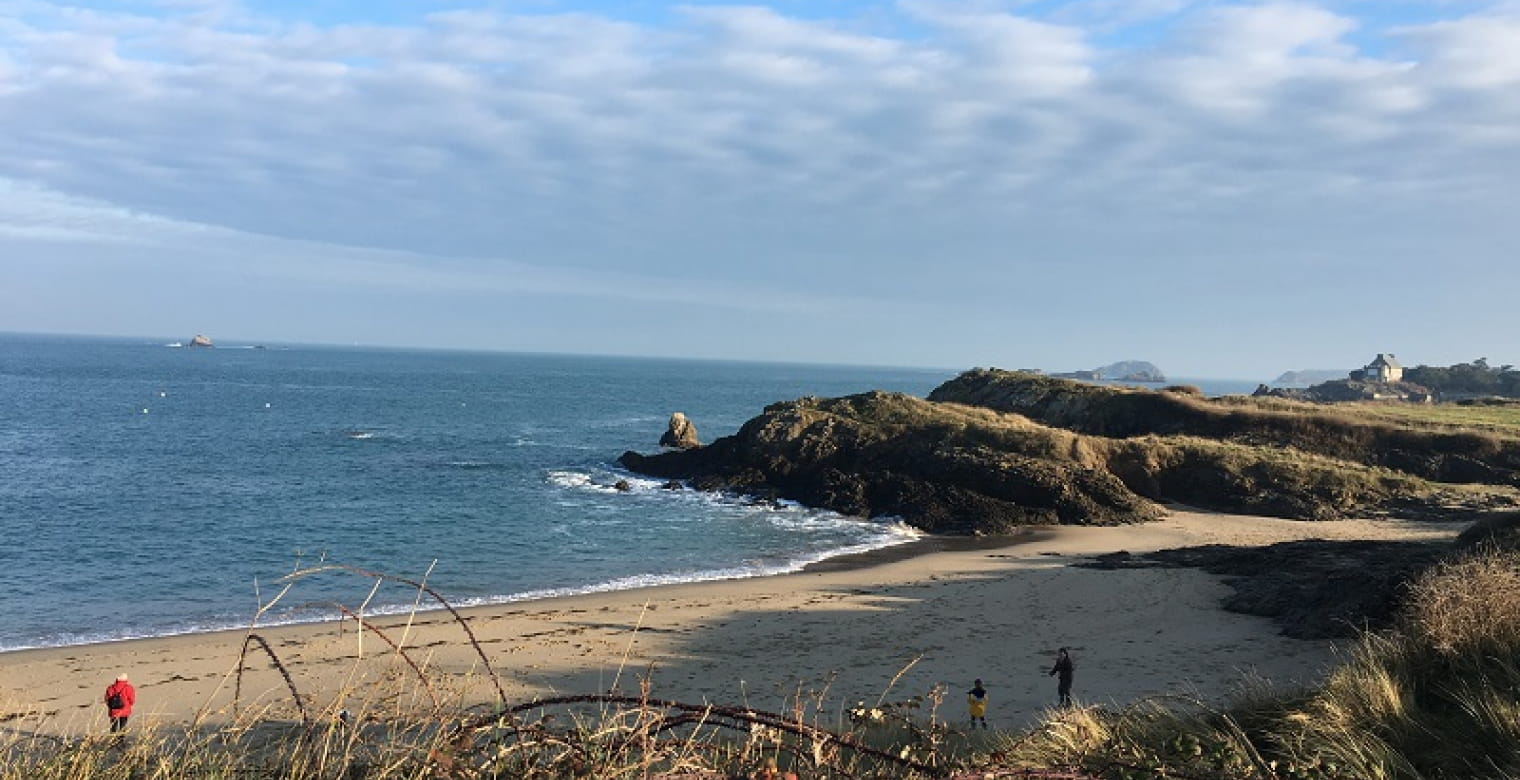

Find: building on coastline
1350;353;1403;384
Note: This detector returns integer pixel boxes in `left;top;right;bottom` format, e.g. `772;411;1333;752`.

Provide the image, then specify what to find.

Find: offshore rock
659;412;701;449
188;334;214;347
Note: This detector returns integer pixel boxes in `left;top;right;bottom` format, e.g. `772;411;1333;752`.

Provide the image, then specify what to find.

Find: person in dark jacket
104;673;136;732
1049;648;1074;706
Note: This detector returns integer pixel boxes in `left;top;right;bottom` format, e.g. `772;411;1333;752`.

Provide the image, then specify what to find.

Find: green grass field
1337;401;1520;435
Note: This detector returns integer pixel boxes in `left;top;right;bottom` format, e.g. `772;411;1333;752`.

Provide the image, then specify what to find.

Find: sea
0;333;1257;653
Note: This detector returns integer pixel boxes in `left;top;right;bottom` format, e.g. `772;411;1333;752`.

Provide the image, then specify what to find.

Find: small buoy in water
265;402;271;408
141;408;149;414
159;391;167;397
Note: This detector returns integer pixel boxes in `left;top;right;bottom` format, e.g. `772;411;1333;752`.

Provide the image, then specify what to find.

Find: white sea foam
545;469;662;493
461;527;922;606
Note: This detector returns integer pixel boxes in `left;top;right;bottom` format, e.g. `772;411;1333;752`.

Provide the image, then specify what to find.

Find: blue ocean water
0;334;954;651
0;335;1258;652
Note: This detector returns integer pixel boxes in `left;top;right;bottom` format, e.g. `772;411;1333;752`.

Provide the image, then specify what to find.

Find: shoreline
0;521;940;658
0;527;1052;661
0;509;1465;736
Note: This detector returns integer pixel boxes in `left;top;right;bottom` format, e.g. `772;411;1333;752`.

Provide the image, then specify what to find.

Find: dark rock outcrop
617;369;1520;535
1083;539;1449;639
659;412;700;449
1454;510;1520;552
618;386;1497;534
1256;378;1432;403
623;392;1162;535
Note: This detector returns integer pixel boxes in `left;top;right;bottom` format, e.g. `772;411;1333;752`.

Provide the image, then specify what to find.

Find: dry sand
0;508;1463;736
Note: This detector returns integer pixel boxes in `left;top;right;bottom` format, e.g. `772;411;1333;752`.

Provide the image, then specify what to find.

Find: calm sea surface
0;334;1256;652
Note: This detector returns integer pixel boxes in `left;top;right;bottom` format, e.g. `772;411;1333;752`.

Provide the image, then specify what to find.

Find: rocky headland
620;369;1520;535
1270;368;1351;387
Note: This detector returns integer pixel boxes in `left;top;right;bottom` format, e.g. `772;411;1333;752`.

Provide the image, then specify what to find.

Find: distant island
1052;360;1166;383
1270;369;1348;387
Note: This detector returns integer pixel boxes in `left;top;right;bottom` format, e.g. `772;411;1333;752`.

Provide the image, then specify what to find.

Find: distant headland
620;368;1520;536
1048;360;1167;383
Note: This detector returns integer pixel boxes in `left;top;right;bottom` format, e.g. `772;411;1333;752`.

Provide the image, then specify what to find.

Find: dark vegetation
622;370;1520;533
1404;358;1520;398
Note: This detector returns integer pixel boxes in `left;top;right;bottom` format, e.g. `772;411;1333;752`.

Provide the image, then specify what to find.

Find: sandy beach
0;508;1463;737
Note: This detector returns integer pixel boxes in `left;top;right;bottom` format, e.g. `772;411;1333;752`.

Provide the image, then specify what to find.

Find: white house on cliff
1352;354;1403;383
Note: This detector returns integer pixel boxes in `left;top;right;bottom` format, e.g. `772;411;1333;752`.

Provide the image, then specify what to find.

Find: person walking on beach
1049;648;1074;707
967;678;988;729
104;673;135;732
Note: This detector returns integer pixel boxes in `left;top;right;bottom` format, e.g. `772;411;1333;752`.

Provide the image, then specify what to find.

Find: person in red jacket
104;673;135;732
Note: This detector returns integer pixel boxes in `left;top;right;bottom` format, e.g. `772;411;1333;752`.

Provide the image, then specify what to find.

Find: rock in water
188;334;214;348
659;412;700;449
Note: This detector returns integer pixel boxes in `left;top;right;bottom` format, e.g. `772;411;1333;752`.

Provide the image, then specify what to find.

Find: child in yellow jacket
967;679;988;729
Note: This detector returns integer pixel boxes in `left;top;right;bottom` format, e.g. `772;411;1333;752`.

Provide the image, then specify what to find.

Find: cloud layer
2;1;1517;375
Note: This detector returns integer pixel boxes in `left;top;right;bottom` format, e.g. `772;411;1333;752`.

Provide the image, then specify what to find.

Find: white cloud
1;1;1518;372
903;2;1095;95
1399;15;1520;89
1183;2;1357;59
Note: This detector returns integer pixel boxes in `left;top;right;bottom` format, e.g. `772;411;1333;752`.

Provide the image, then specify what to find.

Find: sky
1;0;1517;379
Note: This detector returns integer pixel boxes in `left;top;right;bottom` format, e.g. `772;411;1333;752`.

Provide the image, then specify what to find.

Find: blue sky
2;0;1518;378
